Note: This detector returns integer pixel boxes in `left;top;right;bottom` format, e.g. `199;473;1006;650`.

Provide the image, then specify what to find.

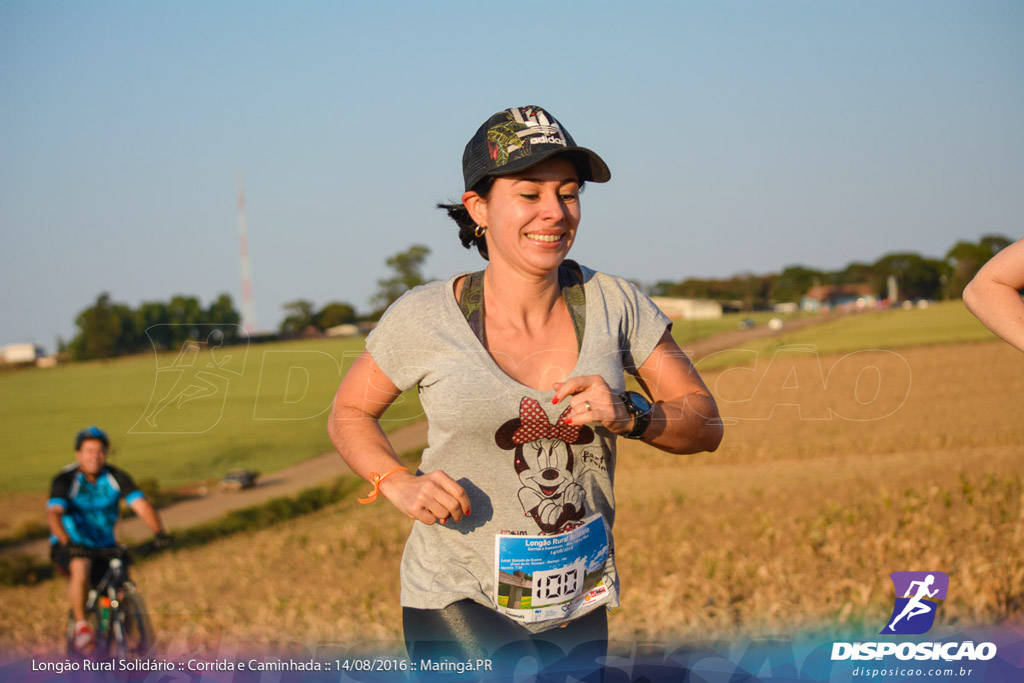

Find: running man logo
130;325;248;434
880;571;949;635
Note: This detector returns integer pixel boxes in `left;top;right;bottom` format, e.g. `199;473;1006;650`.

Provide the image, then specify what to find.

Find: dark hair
437;177;495;260
437;165;587;261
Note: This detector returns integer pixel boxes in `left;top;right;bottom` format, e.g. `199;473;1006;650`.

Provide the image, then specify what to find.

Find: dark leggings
404;600;607;682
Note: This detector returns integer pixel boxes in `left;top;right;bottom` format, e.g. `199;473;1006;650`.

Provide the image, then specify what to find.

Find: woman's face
465;156;581;277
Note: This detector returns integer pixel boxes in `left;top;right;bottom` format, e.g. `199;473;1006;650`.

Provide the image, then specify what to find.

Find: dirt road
6;315;831;561
5;421;428;561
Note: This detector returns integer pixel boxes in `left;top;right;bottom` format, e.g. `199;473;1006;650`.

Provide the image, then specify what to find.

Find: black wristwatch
619;391;653;439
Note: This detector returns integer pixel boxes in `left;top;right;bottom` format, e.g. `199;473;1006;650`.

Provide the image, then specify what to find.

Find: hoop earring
474;225;487;238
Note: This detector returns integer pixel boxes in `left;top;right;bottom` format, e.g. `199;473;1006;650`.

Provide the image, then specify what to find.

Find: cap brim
486;146;611;184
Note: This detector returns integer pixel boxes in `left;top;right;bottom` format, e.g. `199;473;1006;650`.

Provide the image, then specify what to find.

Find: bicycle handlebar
67;544;132;561
69;536;172;562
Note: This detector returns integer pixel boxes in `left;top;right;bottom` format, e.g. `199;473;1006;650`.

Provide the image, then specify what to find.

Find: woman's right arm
328;351;471;524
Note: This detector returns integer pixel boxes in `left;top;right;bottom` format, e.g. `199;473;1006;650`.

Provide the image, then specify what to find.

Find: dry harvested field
2;340;1021;656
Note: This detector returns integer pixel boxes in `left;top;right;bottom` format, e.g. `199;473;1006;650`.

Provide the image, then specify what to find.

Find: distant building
1;343;44;365
773;302;800;314
801;284;878;312
325;324;360;338
649;297;723;320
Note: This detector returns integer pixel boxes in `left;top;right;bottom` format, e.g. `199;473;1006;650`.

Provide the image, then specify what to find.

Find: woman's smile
525;232;566;244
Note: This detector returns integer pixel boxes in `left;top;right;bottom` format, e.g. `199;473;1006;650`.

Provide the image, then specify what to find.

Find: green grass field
691;301;997;370
668;310;801;344
0;301;996;493
0;336;424;492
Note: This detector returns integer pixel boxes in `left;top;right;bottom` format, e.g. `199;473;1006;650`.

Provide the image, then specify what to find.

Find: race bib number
494;516;611;623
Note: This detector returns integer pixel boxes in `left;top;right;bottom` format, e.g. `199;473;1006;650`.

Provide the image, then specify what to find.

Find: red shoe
73;621;95;652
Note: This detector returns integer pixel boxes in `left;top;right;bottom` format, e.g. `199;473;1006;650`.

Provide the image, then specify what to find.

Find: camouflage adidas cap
461;106;611;192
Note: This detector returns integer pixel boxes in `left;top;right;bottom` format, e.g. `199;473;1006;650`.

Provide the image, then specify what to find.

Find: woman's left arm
552;329;723;454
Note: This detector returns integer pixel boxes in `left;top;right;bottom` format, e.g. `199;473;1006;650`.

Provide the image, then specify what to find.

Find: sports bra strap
458;260;586;351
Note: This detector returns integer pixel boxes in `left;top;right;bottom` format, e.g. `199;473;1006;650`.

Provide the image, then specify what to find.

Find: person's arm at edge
328;351;470;524
963;237;1024;352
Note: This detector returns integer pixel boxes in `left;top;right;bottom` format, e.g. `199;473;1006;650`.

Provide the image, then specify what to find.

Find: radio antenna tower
237;172;257;334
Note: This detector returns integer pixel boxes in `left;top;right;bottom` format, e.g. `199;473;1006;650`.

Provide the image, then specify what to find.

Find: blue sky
2;1;1022;348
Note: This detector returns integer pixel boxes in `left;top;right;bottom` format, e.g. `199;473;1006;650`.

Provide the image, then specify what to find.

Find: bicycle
65;543;156;659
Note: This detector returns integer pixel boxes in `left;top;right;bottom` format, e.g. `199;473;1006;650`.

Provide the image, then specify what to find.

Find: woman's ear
462;190;488;228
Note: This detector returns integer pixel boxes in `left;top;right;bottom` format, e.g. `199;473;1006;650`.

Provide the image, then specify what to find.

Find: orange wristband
358;466;409;504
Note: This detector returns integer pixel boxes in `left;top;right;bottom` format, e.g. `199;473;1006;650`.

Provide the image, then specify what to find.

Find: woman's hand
551;331;723;454
379;469;472;525
551;376;634;436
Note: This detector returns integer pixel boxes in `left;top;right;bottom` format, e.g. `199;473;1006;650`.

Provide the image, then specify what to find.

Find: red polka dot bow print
511;397;579;444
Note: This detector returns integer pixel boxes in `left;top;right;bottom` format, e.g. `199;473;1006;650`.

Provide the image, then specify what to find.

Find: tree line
651;235;1012;310
66;235;1008;360
277;244;431;335
64;245;434;360
66;293;243;360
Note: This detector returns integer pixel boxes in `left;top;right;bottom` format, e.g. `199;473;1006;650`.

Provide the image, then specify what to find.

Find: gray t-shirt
366;265;671;632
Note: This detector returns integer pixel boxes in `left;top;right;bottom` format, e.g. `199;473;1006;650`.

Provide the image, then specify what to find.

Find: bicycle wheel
113;591;152;658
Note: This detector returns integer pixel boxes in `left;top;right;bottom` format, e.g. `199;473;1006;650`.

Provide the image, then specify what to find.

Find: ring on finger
584;400;592;412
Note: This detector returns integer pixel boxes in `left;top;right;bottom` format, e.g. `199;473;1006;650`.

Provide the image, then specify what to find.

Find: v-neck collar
446;264;591;394
457;260;586;351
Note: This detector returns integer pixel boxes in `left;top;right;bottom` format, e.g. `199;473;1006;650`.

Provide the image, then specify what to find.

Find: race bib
494;516;611;623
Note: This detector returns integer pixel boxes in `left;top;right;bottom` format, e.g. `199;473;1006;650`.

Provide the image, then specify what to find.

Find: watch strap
621;391;652;439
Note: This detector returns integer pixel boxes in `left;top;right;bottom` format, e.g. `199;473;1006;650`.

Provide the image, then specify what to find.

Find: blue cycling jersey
48;464;145;548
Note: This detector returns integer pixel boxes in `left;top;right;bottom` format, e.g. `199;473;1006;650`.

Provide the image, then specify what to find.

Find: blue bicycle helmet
75;425;110;451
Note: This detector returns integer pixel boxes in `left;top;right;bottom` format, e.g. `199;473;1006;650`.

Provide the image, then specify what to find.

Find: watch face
628;391;652;414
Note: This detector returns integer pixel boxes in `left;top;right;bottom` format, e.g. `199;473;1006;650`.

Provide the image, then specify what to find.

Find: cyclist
47;426;171;652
